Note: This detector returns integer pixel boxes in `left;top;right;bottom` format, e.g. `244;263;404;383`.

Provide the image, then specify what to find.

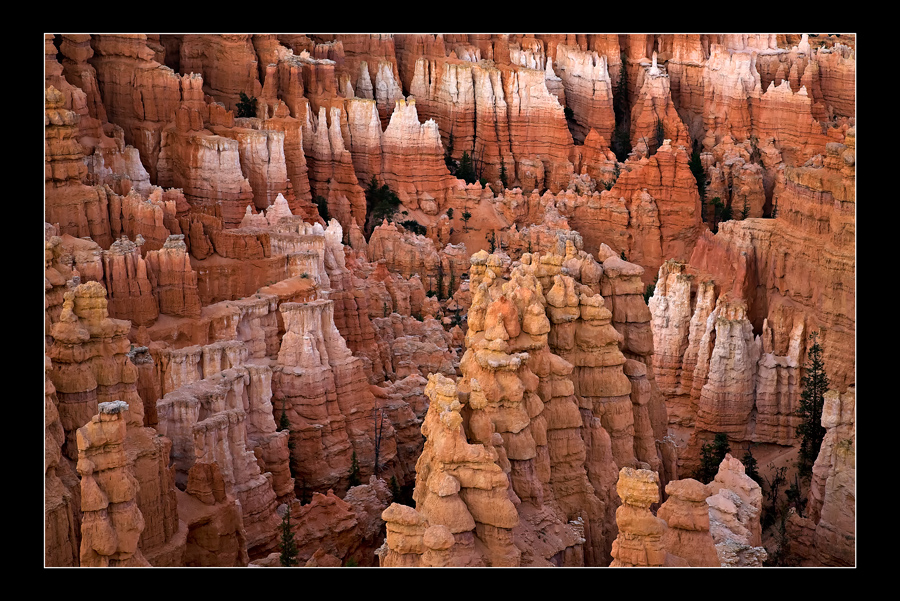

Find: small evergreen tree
279;508;298;566
486;230;496;253
689;149;707;202
366;176;401;234
611;126;632;162
786;473;807;517
390;475;403;502
446;207;454;219
457;151;478;184
795;331;829;479
643;276;657;304
742;446;762;486
620;250;627;261
695;432;731;483
444;132;455;170
348;450;361;487
298;477;311;505
720;203;733;223
236;92;257;118
461;210;472;232
709;196;725;231
612;56;628;124
762;465;787;529
400;219;427;236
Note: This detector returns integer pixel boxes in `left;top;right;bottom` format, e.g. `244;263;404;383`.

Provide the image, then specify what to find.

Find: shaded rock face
88;35;184;181
45;355;81;567
272;298;409;494
555;44;615;144
269;478;393;567
648;128;854;476
145;235;202;318
178;35;262;113
396;40;575;193
156;365;281;560
787;386;855;566
102;235;159;326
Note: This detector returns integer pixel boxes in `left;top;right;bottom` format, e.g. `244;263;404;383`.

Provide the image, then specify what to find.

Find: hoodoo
44;32;855;568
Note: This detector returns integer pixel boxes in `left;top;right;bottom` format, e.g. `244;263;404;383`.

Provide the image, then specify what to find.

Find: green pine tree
365;176;401;235
795;331;829;479
696;432;731;483
741;446;762;486
299;477;311;505
444;132;455;170
457;151;478;184
390;475;402;501
348;450;361;487
461;210;472;232
786;473;807;517
486;231;496;253
236;92;257;118
279;508;298;566
689;150;707;202
655;117;665;149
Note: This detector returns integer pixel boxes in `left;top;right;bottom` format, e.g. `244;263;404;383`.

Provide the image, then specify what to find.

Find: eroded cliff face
786;387;855;566
45;32;854;568
648;127;854;477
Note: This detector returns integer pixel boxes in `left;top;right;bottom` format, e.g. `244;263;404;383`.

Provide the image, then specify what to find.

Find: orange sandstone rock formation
272;298;401;494
177;35;262;113
156;366;282;559
705;454;767;566
650;128;854;472
657;478;719;566
554;44;615;144
47;281;143;459
76;401;151;567
609;467;685;566
45;86;113;248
